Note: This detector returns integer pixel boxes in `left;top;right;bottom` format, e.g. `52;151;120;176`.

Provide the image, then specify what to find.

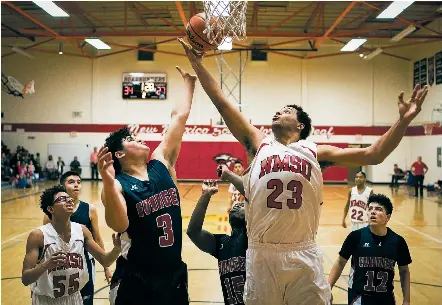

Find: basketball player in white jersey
22;185;122;305
179;37;428;305
228;160;245;211
342;171;374;231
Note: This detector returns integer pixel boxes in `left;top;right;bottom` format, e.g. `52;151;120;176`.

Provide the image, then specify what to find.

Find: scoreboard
122;72;167;99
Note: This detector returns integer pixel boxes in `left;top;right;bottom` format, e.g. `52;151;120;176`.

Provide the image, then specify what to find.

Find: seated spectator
45;155;58;180
70;156;82;175
390;164;405;188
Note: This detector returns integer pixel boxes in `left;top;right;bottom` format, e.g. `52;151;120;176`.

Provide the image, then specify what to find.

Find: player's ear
386;214;391;223
297;123;305;131
115;150;126;159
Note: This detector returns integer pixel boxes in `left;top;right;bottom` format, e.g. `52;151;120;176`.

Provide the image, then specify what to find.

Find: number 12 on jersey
224;275;245;304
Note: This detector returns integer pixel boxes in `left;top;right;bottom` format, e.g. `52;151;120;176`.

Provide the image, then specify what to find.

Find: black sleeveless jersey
70;201;92;233
349;227;400;300
116;159;183;272
212;228;248;305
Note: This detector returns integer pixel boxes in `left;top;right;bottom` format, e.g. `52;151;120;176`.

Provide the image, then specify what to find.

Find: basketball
185;13;220;52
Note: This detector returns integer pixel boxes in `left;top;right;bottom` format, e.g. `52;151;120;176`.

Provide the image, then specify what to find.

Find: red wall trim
2;123;441;136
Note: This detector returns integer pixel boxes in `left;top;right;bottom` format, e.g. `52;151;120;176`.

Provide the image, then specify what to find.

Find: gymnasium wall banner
420;58;427;87
413;61;420;88
436;51;442;85
122;72;167;99
428;56;435;86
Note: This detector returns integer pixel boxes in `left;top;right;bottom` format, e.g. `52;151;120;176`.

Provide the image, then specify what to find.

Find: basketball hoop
3;74;35;96
423;122;440;135
202;0;248;46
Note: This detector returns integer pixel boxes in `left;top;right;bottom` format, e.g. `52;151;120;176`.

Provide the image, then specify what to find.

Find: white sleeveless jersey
243;137;323;244
229;183;246;205
31;222;89;299
349;186;372;223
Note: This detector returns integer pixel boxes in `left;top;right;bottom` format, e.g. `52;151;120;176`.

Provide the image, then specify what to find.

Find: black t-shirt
116;159;183;273
211;228;247;305
339;227;411;299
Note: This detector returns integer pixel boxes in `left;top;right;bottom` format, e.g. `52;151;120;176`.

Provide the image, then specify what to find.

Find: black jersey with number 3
212;228;248;305
116;159;183;272
341;226;412;304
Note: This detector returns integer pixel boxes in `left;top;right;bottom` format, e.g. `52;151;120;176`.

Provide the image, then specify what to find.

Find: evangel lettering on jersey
48;252;84;274
358;256;396;271
218;256;246;277
135;187;180;217
259;155;312;181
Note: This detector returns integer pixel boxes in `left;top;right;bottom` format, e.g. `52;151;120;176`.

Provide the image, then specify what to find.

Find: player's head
40;185;75;220
393;164;398;168
355;171;366;186
229;201;246;228
104;126;150;174
232;160;244;175
271;105;312;140
368;194;393;226
60;171;81;200
417;156;422;162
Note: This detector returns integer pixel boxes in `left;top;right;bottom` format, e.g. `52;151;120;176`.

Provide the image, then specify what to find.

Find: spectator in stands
70;156;82;175
411;156;429;198
390;164;405;188
90;147;99;181
57;156;65;175
45;155;58;180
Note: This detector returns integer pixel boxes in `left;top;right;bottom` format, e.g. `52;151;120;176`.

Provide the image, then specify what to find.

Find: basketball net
7;76;35;95
423;122;440;135
202;0;248;46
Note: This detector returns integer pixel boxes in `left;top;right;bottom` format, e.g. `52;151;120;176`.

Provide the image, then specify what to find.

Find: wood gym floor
2;181;441;305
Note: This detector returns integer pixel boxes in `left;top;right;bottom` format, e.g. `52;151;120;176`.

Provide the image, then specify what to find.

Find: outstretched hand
97;146;115;183
202;179;219;196
176;66;197;83
398;84;429;123
178;37;204;65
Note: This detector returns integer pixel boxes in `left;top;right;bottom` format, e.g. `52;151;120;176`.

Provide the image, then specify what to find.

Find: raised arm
151;67;196;181
318;85;428;166
186;181;219;255
89;205;112;283
217;164;245;196
82;226;121;267
342;190;351;228
22;229;66;286
178;38;265;156
98;146;128;233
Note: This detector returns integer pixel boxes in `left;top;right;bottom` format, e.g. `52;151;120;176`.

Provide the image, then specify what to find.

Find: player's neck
122;162;148;180
51;217;71;235
274;134;300;146
357;184;366;191
369;225;387;236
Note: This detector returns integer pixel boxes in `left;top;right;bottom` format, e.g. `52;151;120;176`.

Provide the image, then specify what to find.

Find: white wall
408;135;442;184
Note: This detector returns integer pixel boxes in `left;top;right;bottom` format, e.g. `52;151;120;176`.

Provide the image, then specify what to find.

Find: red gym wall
145;141;349;182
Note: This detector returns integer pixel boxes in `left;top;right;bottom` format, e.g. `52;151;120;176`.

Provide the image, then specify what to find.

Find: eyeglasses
53;196;74;204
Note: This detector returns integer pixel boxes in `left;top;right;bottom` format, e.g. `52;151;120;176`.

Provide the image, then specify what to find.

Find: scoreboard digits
122;73;167;99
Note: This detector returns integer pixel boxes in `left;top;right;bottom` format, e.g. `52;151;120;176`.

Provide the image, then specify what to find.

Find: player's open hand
398;84;428;123
177;37;204;65
112;233;122;250
202;179;219;196
97;146;115;183
217;164;231;181
45;251;67;270
176;66;197;84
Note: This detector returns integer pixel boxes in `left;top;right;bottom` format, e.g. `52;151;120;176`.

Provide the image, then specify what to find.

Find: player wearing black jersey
187;166;247;305
98;66;196;305
328;194;411;305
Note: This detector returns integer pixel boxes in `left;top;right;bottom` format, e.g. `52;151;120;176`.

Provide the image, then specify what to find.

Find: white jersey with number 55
243;137;323;244
30;222;89;299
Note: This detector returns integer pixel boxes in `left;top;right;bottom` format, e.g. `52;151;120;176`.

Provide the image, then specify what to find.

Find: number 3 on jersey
156;213;174;247
267;179;303;209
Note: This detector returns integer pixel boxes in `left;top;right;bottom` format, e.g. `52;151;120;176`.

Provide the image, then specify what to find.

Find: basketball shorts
32;291;83;305
348;289;396;305
109;281;120;305
114;261;189;305
80;256;95;305
351;222;368;232
244;241;331;305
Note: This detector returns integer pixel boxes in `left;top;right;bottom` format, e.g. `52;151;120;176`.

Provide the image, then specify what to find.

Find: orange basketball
185;13;220;52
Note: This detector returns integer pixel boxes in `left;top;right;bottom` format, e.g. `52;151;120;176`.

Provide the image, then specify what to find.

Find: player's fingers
103;160;114;170
176;66;185;76
98;146;108;158
410;84;420;101
397;92;405;104
419;87;428;104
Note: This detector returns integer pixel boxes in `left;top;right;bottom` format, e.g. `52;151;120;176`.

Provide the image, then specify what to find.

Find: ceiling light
391;24;417;42
33;1;69;17
85;38;111;50
363;48;383;60
341;39;367;52
11;46;34;58
377;1;414;19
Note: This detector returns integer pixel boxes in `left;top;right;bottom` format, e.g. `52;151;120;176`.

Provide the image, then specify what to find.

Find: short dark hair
357;171;366;178
104;126;131;174
286;104;312;140
368;193;393;215
40;184;67;219
60;171;81;185
233;160;243;166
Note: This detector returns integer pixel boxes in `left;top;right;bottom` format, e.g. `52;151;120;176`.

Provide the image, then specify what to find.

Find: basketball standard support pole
214;49;248;125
